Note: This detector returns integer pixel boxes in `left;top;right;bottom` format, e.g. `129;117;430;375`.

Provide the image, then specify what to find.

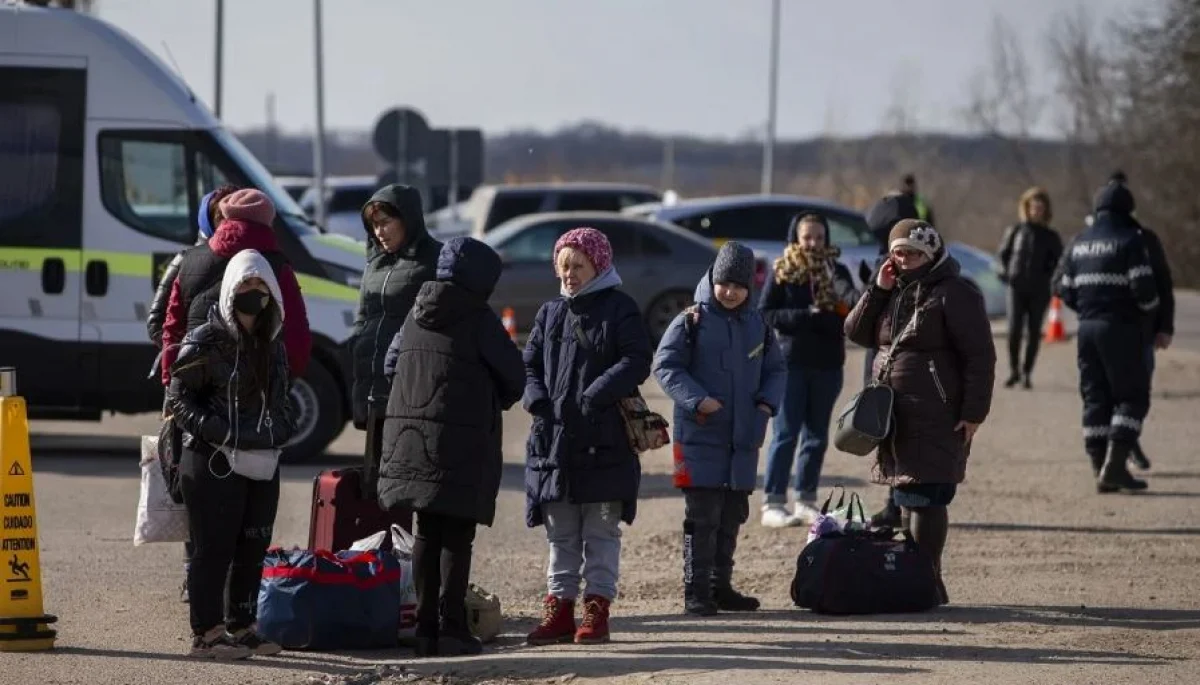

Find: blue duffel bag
257;547;403;650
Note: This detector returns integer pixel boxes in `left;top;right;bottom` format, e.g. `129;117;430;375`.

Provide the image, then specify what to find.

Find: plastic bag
351;524;417;641
806;487;867;545
134;436;189;545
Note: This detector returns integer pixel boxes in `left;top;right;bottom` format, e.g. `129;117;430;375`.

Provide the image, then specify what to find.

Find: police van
0;4;366;459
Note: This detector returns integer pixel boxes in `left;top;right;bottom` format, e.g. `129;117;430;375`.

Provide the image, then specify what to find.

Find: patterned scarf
773;244;843;312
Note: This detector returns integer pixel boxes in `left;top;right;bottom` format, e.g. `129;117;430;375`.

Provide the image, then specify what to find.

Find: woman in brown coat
844;219;996;603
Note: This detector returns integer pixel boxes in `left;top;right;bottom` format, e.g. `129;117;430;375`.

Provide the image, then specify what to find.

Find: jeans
542;501;622;600
180;445;280;636
413;511;477;637
1006;288;1051;376
764;365;845;502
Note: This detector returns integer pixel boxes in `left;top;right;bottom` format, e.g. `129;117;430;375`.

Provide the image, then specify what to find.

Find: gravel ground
4;340;1199;685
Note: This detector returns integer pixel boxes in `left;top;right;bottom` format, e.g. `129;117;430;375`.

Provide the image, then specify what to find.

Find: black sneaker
230;628;282;656
189;629;252;660
713;586;760;612
1003;372;1020;388
1021;374;1032;390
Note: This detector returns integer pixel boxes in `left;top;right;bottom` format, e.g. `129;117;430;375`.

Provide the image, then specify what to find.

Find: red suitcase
308;467;411;553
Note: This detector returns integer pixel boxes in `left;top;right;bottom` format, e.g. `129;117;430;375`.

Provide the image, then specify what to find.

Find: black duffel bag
790;526;940;615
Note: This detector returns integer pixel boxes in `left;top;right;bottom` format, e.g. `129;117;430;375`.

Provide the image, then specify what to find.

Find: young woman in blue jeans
758;213;858;527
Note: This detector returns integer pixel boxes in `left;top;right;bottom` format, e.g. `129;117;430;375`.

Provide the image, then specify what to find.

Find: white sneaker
789;501;823;526
761;504;801;528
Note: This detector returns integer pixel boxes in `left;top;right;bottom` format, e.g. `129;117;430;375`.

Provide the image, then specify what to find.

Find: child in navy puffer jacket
653;241;787;616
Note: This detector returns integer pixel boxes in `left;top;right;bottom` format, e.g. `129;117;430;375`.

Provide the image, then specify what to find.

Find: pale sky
92;0;1151;139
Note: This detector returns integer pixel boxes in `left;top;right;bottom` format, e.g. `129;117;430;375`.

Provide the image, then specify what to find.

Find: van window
99;137;192;243
0;67;86;251
0;103;60;226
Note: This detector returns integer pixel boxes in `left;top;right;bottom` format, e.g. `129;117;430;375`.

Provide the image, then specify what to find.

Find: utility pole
312;0;328;227
214;0;224;118
661;137;675;191
760;0;781;195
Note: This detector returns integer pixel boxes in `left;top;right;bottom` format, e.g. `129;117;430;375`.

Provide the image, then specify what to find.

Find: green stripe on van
295;273;359;303
312;234;367;256
82;250;151;278
0;248;82;271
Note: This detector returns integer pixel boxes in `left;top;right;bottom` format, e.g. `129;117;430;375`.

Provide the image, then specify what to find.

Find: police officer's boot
1130;441;1152;470
1098;442;1148;493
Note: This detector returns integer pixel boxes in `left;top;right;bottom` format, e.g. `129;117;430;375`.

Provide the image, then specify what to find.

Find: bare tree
961;14;1044;185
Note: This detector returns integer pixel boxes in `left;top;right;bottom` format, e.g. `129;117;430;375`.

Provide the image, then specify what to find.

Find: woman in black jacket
380;237;525;657
351;184;442;490
168;248;296;660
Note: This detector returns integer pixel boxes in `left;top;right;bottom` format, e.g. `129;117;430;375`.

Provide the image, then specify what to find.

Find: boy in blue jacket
653;242;787;616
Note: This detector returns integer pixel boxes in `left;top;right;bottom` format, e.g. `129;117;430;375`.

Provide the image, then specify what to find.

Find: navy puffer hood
436;237;502;299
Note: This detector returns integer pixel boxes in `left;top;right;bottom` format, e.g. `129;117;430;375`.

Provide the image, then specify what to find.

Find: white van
0;4;367;459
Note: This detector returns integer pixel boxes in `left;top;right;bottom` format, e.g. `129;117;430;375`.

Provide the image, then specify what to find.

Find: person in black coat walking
379;237;524;657
997;186;1064;389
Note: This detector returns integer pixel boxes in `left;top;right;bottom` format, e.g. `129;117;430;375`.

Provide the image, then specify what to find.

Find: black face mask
233;290;270;316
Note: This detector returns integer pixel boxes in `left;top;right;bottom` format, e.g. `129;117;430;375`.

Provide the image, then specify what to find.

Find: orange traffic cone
502;307;517;343
1043;296;1066;343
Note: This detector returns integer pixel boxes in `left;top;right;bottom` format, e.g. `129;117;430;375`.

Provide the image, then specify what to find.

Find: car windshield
211;128;320;236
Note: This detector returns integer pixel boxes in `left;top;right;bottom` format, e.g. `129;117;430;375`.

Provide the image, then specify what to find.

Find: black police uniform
1055;183;1158;491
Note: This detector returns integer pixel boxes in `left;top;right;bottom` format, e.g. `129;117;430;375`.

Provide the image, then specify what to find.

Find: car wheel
645;290;694;343
282;361;345;463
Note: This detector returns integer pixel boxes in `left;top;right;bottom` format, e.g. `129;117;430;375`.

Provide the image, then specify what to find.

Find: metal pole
312;0;327;228
662;137;675;191
449;129;460;212
214;0;224;118
761;0;781;195
0;367;14;398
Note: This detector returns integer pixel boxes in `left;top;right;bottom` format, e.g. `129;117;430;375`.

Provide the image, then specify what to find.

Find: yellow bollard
0;368;57;651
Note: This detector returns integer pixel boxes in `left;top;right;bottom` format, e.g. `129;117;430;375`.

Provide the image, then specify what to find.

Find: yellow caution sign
0;368;56;651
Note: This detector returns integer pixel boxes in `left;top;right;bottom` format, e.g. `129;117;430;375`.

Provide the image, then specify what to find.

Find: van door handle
41;258;66;295
85;260;109;296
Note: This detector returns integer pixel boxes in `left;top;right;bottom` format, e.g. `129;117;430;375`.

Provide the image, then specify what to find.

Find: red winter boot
526;595;576;645
574;595;611;644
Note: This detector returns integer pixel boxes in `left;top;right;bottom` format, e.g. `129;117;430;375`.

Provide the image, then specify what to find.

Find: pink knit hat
219;188;276;227
553;227;612;272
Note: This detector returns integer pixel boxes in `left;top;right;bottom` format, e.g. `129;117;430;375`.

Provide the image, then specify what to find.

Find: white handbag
134;436;189;545
217;447;281;481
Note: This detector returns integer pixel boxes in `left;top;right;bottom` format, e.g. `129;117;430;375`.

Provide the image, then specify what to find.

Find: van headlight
321;261;362;288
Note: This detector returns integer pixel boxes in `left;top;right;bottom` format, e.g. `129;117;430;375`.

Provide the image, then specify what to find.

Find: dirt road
3;340;1199;685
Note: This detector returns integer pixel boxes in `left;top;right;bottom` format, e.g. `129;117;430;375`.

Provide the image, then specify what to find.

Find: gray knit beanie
712;241;756;289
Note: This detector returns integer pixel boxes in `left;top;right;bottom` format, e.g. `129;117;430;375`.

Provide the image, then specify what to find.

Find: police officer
1106;171;1175;472
1055;180;1159;492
